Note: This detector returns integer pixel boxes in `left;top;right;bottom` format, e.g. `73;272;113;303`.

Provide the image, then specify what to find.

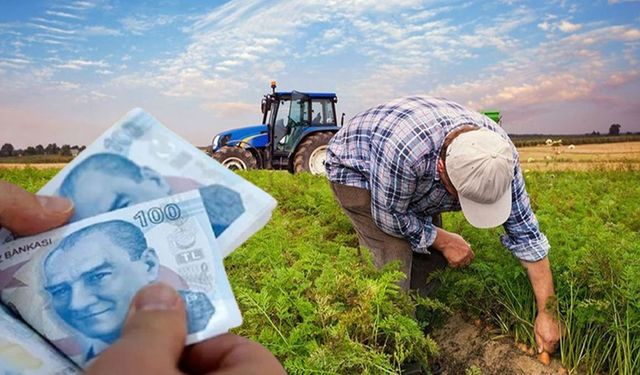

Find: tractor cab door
276;91;310;153
272;99;291;149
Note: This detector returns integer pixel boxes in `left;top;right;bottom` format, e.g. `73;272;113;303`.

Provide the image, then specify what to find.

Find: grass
0;155;73;163
1;167;638;374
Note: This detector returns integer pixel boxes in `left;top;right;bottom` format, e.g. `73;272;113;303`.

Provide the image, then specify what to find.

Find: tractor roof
274;91;337;99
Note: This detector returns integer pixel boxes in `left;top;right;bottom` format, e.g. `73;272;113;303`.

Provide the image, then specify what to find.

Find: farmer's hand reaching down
86;283;287;375
535;310;561;354
432;227;475;268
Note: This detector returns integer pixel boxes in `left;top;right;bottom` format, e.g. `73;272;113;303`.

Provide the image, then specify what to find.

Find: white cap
445;128;515;228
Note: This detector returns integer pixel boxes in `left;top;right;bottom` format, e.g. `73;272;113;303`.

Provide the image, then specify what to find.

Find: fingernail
37;196;74;214
134;283;180;311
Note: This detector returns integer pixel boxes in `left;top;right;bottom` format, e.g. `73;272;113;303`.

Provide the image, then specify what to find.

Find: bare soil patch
433;315;565;375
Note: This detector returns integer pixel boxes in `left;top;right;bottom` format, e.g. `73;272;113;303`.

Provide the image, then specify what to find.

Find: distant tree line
0;143;86;157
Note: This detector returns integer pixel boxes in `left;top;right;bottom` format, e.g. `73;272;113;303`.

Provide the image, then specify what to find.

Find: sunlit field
1;142;638;374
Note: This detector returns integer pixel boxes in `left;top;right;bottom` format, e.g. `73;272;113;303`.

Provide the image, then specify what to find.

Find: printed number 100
134;204;182;227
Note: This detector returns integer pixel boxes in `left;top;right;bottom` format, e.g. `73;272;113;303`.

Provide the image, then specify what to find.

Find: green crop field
1;167;638;374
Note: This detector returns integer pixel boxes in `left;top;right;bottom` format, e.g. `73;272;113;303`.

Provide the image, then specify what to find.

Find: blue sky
1;0;639;148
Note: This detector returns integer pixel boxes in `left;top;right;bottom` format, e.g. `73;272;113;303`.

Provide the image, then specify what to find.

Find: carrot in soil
538;352;550;365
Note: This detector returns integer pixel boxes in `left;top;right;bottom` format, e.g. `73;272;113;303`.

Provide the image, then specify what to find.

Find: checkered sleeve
368;138;437;254
501;161;550;262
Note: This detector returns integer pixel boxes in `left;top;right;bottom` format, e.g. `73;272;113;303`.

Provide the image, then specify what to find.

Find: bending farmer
325;95;560;354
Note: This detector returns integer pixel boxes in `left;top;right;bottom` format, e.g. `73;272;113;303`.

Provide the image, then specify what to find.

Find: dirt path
433;315;565;375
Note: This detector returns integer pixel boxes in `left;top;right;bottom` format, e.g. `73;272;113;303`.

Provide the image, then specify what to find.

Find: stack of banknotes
0;109;277;372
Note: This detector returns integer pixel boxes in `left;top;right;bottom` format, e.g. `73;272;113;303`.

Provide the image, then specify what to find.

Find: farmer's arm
501;162;560;353
520;256;559;353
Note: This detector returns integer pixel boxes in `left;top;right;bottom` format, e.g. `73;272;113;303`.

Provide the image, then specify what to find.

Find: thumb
86;283;187;375
0;181;74;236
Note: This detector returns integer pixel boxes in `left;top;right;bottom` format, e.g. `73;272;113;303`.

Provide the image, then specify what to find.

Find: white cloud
606;70;640;87
31;17;71;27
538;21;551;31
538;18;582;33
28;23;76;35
0;58;30;69
84;26;122;36
53;81;81;91
45;10;84;20
56;1;98;11
40;39;69;46
562;25;640;45
34;32;80;41
121;15;178;35
55;59;109;70
558;20;582;33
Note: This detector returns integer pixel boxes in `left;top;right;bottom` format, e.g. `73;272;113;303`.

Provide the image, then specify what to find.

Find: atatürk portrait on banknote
42;219;217;363
58;152;245;236
42;220;159;362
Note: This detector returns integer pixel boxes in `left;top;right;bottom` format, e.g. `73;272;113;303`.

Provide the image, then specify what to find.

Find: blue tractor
210;81;343;175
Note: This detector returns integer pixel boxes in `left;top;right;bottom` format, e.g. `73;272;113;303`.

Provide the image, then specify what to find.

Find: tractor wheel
212;146;257;171
293;132;334;175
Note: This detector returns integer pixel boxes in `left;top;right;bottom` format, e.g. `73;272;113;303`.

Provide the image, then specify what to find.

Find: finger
181;333;286;375
0;181;74;236
86;283;187;375
535;330;545;354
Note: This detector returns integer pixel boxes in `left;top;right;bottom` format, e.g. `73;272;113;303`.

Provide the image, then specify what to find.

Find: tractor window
311;99;335;125
273;100;291;146
288;96;310;126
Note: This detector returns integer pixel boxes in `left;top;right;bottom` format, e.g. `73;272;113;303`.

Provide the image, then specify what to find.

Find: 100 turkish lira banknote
0;108;277;258
0;190;242;368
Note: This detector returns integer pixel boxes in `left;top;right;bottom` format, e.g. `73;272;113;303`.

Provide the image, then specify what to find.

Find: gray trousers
331;182;447;295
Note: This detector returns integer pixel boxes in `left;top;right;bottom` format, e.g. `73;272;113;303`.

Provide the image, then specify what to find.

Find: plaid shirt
326;96;549;262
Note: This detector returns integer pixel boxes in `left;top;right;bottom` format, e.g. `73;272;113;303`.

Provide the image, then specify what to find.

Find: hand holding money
87;283;285;375
0;180;285;374
0;107;281;373
1;190;243;367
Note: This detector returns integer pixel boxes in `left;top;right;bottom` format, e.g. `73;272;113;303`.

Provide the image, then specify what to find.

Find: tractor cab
262;89;339;164
211;82;342;174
